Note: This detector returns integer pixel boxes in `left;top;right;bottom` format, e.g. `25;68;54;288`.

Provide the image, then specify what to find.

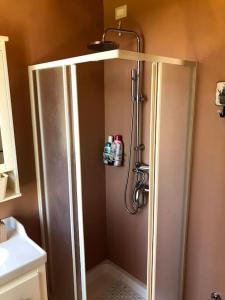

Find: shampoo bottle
112;135;123;167
103;136;113;165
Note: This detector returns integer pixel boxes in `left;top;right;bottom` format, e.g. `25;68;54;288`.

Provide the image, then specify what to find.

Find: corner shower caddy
29;49;197;300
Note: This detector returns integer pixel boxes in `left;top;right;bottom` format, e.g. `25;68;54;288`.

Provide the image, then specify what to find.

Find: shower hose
124;101;147;215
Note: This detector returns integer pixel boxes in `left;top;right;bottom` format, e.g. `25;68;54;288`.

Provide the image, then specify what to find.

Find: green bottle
103;136;113;165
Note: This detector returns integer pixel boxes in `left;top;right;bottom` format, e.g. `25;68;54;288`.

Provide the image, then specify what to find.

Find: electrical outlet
115;5;127;20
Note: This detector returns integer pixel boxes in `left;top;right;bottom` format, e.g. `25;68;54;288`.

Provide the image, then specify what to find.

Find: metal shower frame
29;49;197;300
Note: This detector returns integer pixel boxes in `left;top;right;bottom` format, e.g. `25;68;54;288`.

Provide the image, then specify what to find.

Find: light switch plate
115;5;127;20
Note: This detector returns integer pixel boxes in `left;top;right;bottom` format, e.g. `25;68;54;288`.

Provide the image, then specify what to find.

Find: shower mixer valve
132;164;149;210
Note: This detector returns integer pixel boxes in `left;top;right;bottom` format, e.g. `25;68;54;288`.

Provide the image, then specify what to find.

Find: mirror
0;128;4;164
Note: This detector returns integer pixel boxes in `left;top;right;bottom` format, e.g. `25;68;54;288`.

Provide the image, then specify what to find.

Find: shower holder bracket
137;94;145;102
132;95;145;103
134;144;145;151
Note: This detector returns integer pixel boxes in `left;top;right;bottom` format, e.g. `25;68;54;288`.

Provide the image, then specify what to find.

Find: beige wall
0;0;103;243
104;0;225;298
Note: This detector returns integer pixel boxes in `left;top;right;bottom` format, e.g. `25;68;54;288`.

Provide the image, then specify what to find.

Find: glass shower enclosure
29;50;197;300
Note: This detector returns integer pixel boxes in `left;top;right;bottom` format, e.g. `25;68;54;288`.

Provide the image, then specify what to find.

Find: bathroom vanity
0;36;20;202
0;217;48;300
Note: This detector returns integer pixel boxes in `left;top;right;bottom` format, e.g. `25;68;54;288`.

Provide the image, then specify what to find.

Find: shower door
148;62;196;300
29;65;86;300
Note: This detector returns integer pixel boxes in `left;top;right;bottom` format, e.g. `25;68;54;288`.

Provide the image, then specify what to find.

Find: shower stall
29;49;196;300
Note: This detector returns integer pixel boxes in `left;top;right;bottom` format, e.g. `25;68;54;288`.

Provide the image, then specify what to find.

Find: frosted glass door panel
34;67;75;300
154;64;194;300
0;129;3;164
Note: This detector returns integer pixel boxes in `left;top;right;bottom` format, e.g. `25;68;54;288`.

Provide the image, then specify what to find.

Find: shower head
87;40;119;52
88;27;142;53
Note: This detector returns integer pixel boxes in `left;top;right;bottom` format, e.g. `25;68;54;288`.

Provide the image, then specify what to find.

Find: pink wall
104;59;151;283
104;0;225;298
0;0;103;244
1;1;225;297
76;63;107;270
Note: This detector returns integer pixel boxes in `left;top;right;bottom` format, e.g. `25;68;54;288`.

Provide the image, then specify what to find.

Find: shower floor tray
87;261;146;300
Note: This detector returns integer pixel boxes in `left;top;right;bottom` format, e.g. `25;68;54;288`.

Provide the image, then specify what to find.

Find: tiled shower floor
87;271;145;300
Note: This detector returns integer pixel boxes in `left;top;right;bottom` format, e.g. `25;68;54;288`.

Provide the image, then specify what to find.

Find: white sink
0;217;47;286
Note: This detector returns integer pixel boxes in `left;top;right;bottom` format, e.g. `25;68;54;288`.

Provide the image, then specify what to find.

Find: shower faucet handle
211;292;221;300
134;163;150;173
138;164;149;172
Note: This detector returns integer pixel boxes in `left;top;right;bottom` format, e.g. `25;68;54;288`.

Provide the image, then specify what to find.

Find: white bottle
113;135;123;167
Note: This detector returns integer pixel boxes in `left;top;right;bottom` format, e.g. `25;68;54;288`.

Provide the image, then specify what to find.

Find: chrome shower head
87;40;119;52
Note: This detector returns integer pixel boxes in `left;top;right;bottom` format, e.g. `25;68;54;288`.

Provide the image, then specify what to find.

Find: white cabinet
0;36;20;202
0;218;48;300
0;268;47;300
